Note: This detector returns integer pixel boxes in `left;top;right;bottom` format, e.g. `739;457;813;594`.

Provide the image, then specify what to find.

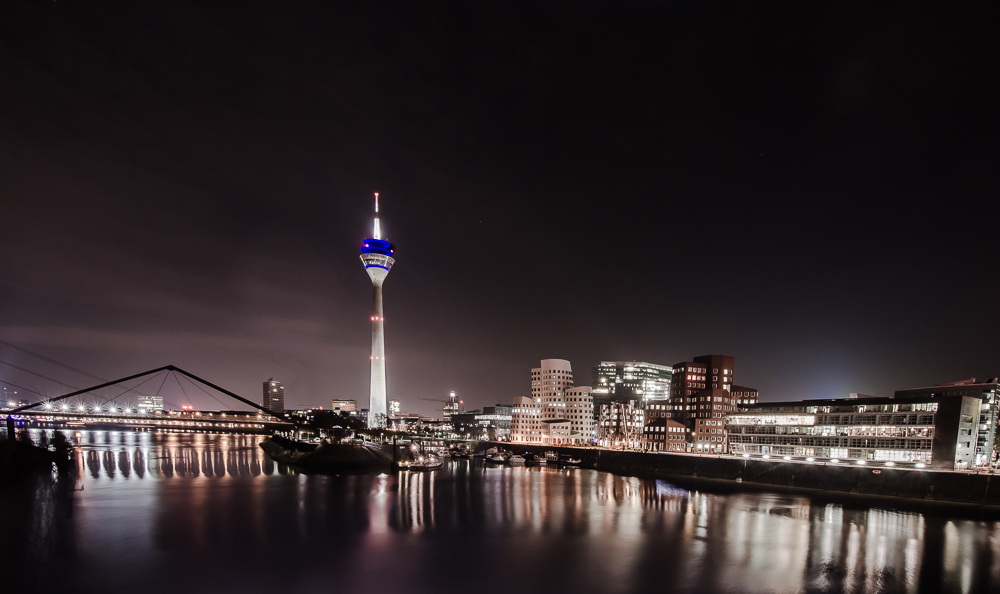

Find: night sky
1;2;998;415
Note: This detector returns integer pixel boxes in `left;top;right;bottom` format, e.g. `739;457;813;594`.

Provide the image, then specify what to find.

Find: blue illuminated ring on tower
361;238;395;271
362;238;393;256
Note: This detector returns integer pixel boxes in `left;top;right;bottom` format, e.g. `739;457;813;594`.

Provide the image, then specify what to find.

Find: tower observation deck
360;193;395;428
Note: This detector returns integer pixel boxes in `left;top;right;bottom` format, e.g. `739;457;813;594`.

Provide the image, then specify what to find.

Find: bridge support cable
0;379;48;399
0;339;159;401
7;366;175;413
171;370;193;407
90;369;169;410
175;371;232;411
0;339;107;384
0;359;83;393
169;367;274;416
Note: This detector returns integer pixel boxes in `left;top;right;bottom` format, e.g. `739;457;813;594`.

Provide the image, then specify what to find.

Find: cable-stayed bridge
4;365;293;435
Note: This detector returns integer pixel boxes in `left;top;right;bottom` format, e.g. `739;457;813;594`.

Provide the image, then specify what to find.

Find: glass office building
592;361;672;402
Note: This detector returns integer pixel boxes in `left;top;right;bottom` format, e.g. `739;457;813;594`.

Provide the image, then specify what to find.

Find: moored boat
508;454;525;466
408;455;444;471
486;453;508;464
558;454;581;466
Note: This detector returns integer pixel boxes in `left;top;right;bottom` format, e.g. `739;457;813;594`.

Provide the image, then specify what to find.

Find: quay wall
480;442;1000;506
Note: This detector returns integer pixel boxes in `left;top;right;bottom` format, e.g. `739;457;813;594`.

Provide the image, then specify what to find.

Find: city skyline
6;5;1000;594
0;3;998;417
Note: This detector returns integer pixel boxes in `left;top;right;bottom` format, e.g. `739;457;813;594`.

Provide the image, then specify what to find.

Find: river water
3;430;1000;594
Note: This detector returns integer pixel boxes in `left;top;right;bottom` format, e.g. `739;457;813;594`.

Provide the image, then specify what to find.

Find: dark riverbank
0;432;74;474
259;435;393;473
481;442;1000;507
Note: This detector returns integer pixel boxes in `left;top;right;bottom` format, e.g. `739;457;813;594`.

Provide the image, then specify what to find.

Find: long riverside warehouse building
726;393;983;471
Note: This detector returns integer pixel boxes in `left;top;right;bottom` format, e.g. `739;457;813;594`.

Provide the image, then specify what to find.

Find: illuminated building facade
442;391;461;421
592;361;673;405
727;394;981;470
565;386;595;441
598;400;643;449
262;379;285;415
137;395;164;413
641;417;689;452
360;193;395;428
732;385;758;407
511;396;542;443
512;359;593;445
332;399;357;412
894;378;999;466
666;355;750;453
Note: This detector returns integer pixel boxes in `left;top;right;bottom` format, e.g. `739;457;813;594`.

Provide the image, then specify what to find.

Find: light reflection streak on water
10;430;1000;593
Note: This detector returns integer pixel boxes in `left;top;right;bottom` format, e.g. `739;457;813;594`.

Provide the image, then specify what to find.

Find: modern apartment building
641;417;689;452
727;394;981;470
894;378;999;466
692;417;728;453
566;386;595;441
511;396;542;443
262;378;285;415
666;355;754;453
732;386;758;407
512;359;593;445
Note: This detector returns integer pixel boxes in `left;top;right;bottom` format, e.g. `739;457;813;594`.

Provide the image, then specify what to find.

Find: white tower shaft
368;278;387;426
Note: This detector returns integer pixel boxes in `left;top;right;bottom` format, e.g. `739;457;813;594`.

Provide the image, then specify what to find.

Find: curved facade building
360;193;394;428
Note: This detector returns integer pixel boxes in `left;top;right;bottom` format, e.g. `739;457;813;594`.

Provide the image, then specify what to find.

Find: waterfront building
732;385;758;407
263;378;285;415
666;355;756;453
480;404;514;441
532;359;575;419
598;401;644;449
565;386;596;441
641;417;689;452
513;359;593;445
511;396;541;442
644;401;672;421
693;418;728;453
450;410;483;437
360;192;395;428
137;395;164;413
452;406;514;441
592;361;673;408
894;378;999;466
727;394;982;470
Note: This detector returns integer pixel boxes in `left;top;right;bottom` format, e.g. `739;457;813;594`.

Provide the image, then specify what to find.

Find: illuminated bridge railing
17;411;291;431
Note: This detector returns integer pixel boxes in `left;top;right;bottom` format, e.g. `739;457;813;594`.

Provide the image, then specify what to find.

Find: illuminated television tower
360;193;395;428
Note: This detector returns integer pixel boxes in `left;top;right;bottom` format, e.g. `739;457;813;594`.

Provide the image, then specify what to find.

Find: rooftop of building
733;391;977;412
895;378;999;391
596;361;673;370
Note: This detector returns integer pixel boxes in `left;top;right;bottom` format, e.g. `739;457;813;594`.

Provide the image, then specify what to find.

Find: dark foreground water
3;431;1000;594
